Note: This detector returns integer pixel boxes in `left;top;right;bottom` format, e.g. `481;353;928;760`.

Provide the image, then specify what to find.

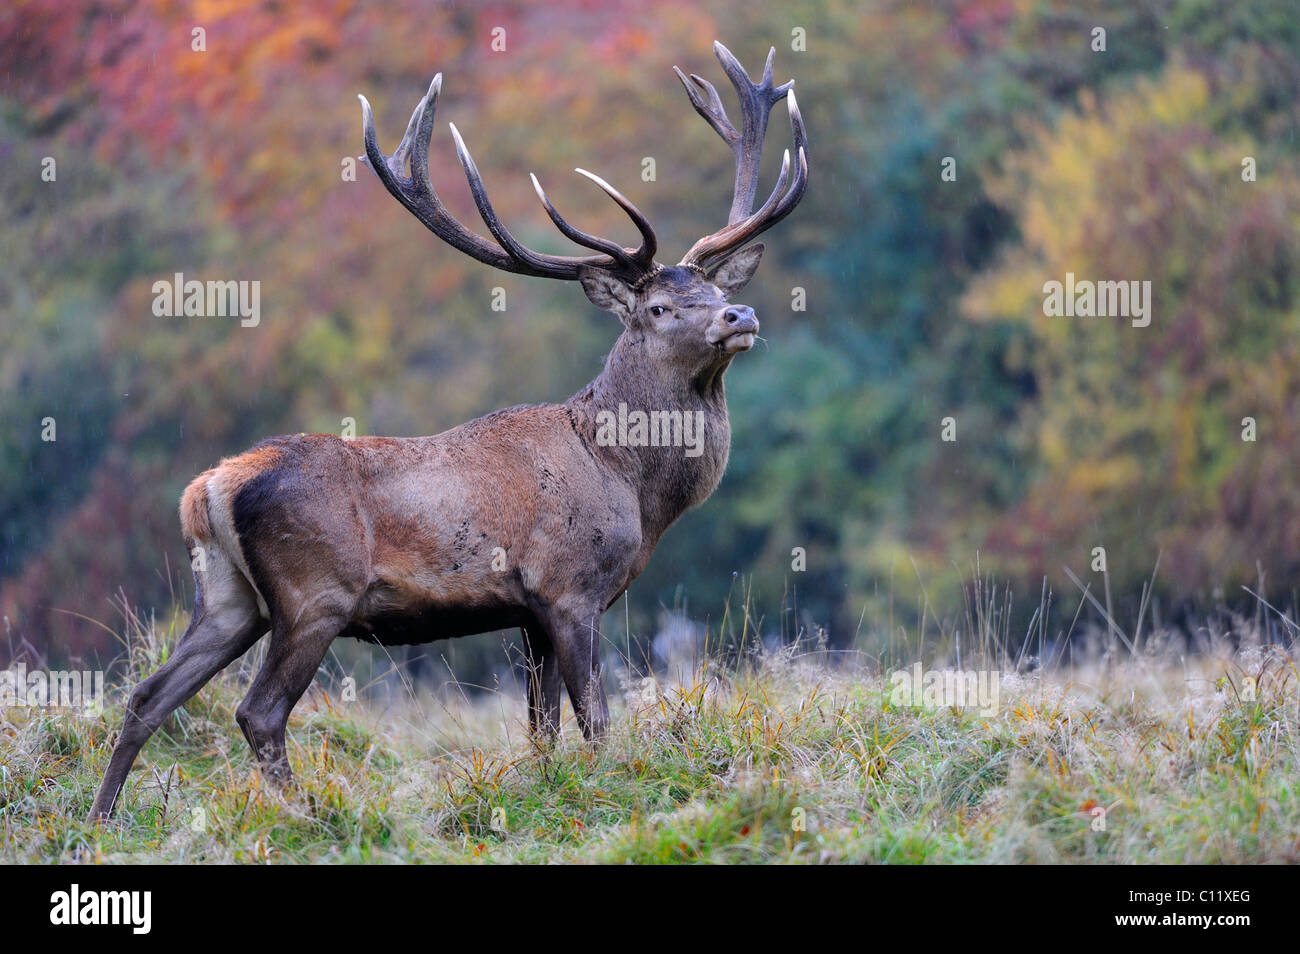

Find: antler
359;74;657;281
674;42;808;271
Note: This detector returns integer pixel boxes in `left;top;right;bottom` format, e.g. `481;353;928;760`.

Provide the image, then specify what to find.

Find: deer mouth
719;331;756;352
713;329;756;353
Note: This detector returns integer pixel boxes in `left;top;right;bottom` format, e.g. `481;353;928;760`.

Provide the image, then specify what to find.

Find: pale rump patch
190;444;284;620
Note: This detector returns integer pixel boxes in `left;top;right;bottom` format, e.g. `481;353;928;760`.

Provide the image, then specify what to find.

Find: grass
2;600;1299;864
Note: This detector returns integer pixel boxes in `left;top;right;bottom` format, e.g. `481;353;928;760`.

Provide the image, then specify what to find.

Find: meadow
3;597;1296;864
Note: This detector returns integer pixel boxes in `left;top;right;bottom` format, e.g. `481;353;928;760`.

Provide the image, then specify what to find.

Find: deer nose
723;305;758;333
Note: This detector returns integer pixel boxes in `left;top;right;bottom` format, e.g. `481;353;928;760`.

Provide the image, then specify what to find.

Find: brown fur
215;445;284;493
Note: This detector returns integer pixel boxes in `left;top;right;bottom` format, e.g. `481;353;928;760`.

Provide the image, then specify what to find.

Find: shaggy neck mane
567;329;734;543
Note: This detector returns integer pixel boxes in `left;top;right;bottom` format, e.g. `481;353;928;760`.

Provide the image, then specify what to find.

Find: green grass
2;611;1298;864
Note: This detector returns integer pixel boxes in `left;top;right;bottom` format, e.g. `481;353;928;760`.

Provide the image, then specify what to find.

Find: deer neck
569;331;734;542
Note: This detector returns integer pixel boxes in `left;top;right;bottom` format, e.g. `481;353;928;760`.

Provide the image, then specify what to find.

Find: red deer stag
90;41;807;820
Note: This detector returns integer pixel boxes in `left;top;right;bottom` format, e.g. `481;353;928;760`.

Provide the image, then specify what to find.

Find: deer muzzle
712;305;759;352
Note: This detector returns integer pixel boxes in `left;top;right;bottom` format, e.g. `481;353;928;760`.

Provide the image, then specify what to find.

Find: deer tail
180;469;217;543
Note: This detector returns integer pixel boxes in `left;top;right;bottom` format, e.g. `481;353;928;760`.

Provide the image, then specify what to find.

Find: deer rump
183;413;644;648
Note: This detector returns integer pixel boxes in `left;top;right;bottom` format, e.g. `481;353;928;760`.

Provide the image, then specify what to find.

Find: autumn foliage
2;0;1299;663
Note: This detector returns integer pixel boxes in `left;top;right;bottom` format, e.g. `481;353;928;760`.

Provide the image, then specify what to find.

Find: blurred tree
2;0;1298;673
965;57;1300;604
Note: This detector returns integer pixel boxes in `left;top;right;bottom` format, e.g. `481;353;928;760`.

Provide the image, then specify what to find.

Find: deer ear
706;243;764;296
578;266;636;318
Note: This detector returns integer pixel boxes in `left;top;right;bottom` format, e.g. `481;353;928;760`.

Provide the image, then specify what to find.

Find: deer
89;41;807;821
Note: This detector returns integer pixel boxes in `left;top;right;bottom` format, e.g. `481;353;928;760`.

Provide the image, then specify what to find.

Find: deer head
358;41;806;390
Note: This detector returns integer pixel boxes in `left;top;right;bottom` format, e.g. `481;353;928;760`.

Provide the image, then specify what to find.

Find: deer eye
649;305;667;317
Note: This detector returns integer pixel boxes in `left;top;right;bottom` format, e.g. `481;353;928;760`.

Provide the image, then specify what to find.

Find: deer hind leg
89;549;263;821
521;625;562;742
542;603;609;742
235;603;349;785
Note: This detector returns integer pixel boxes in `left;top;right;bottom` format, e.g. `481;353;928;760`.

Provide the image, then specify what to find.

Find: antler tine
761;46;777;87
360;75;658;281
766;87;808;218
389;86;428;172
672;66;737;147
362;79;530;273
530;170;658;276
404;73;440;189
573;169;659;267
447;122;593;275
